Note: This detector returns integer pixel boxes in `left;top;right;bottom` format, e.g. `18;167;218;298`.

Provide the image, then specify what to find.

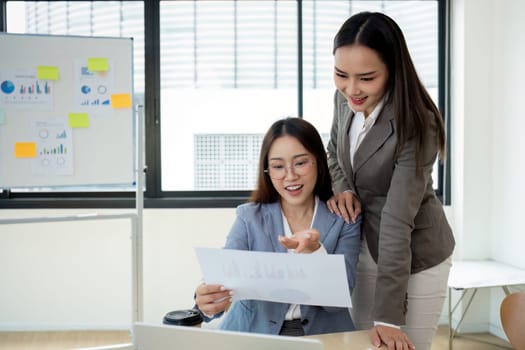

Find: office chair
500;291;525;350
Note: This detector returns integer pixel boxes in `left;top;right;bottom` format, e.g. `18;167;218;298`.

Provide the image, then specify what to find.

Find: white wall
450;0;494;261
490;1;525;269
0;208;235;330
1;0;524;338
448;0;525;339
488;0;525;336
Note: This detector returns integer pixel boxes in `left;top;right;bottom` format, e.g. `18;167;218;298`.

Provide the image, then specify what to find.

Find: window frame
0;0;449;209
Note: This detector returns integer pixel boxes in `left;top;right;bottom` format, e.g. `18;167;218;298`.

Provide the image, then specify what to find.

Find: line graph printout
194;247;352;308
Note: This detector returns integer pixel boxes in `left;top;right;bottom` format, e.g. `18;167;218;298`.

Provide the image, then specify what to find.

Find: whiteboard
0;33;135;188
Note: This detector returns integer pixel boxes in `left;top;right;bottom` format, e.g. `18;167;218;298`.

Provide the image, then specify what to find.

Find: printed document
194;247;352;308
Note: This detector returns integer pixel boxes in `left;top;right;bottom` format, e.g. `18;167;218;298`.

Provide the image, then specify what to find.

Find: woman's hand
370;325;416;350
279;228;321;253
195;283;233;317
327;191;362;224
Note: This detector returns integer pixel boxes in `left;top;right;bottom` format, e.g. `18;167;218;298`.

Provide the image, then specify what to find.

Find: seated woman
194;117;361;336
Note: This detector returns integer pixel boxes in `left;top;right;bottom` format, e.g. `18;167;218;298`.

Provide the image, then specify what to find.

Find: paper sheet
195;247;352;308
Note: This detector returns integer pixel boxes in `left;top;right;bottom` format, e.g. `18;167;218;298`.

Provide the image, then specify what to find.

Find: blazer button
301;319;309;325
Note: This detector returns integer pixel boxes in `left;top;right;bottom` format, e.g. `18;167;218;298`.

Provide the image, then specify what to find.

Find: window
159;0;441;195
0;0;445;207
159;1;298;191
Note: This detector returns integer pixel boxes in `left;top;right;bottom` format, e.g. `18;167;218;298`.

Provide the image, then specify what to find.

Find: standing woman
326;12;455;350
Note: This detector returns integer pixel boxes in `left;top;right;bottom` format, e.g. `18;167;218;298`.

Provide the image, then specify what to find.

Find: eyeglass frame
263;157;316;180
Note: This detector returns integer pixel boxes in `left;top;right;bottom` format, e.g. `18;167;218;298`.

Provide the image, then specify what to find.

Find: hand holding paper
195;283;233;317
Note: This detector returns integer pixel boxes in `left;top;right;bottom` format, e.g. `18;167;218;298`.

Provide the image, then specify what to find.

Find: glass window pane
301;0;440;188
160;0;298;191
4;0;441;197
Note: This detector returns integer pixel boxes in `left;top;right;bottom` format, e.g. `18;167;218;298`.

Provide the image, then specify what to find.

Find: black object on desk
163;309;203;327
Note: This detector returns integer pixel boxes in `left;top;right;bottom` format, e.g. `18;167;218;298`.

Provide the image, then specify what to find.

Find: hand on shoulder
327;191;362;224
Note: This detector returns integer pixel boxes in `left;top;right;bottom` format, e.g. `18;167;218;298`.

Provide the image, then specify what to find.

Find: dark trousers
279;319;305;336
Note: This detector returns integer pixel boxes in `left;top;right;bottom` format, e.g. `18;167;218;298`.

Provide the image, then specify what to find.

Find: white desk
448;260;525;350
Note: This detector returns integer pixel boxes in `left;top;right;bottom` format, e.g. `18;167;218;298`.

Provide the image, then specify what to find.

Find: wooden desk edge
305;330;384;349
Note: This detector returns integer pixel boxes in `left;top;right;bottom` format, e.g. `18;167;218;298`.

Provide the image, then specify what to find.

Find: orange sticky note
111;93;132;109
15;142;37;158
68;112;90;128
88;57;109;72
37;66;59;80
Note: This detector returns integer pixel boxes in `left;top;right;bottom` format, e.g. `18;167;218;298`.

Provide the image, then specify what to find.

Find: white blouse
281;196;327;320
348;97;385;166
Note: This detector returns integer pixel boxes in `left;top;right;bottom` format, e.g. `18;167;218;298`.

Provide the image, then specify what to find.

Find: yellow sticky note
68;112;90;128
37;66;59;80
88;57;109;72
111;93;132;109
15;142;37;158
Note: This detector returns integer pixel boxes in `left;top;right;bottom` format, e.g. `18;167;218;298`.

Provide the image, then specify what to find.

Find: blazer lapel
352;105;395;173
312;201;337;244
338;99;355;177
264;202;288;253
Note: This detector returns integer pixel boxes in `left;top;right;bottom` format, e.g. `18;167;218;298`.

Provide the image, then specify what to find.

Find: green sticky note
37;66;59;80
68;112;90;128
87;57;109;72
0;110;5;124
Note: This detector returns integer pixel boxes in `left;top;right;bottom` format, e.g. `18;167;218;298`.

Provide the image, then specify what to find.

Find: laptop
132;322;324;350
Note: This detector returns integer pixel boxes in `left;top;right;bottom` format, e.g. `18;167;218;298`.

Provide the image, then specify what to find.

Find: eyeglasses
264;158;316;180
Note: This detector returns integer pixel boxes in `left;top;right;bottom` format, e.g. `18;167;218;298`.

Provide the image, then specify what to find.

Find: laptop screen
133;323;324;350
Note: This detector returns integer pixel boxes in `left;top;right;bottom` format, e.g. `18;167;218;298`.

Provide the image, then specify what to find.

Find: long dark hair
250;117;333;203
333;12;446;167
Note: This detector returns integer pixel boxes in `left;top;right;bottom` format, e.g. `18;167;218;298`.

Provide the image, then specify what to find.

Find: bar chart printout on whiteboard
194;247;352;308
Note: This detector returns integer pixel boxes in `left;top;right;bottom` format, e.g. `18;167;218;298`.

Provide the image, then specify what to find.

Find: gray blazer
211;200;361;335
327;90;455;325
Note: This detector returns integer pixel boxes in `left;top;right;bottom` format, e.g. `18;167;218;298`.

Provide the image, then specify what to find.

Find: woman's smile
284;184;304;195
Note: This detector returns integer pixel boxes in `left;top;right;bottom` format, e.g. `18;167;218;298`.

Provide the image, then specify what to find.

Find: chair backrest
500;292;525;350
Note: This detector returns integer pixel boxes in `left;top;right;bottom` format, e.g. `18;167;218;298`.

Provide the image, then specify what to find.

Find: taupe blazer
327;90;455;325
